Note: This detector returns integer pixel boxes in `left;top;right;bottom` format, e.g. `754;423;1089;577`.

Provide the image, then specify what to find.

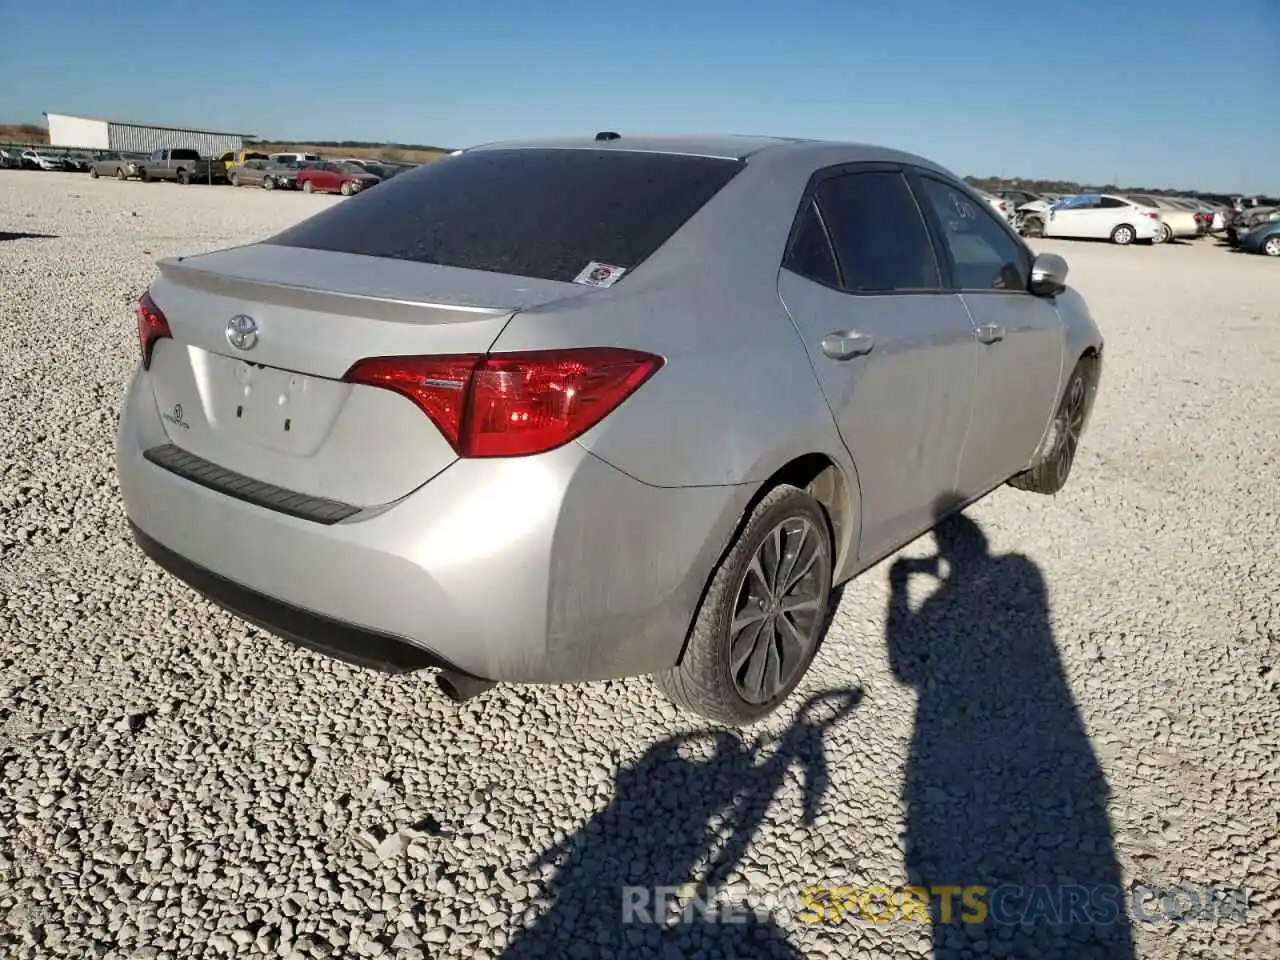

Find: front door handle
975;323;1005;345
821;330;876;360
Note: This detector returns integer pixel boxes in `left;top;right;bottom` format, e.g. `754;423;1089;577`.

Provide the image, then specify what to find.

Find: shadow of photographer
887;494;1134;959
501;687;863;959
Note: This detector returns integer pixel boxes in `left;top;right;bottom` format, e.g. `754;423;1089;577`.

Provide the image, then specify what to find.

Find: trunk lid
145;244;588;507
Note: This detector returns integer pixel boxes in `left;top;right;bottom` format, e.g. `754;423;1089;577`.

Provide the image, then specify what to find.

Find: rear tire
302;180;314;194
229;173;239;187
116;167;127;180
653;484;834;726
89;167;99;179
1008;359;1094;495
340;181;354;196
1263;236;1280;257
139;168;150;183
263;176;275;191
1110;224;1136;245
178;169;191;185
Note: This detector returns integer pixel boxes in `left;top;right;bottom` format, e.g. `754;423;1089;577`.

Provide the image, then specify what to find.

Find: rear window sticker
574;262;627;288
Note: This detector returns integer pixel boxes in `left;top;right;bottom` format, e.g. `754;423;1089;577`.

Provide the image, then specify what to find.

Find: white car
1024;193;1161;245
269;152;322;164
21;150;62;171
974;188;1012;222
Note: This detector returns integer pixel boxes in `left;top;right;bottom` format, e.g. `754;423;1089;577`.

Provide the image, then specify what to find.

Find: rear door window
267;148;745;283
810;171;942;293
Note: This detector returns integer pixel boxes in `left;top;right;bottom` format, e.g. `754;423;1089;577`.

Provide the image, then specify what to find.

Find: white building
44;112;255;156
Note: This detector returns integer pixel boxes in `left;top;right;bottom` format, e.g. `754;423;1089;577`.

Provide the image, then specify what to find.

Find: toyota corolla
116;133;1102;725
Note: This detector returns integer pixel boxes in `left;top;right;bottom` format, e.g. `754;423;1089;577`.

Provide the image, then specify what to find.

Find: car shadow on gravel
500;687;863;960
888;495;1135;960
0;231;57;242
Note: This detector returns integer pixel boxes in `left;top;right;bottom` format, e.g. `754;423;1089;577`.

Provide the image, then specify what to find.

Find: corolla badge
226;314;259;351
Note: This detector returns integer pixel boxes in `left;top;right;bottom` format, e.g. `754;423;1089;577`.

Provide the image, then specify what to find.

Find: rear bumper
116;369;750;683
129;521;455;674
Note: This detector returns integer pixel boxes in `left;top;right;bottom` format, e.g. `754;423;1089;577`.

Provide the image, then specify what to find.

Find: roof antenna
594;131;621;141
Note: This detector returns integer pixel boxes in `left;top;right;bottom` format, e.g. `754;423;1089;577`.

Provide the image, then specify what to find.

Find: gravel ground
1;170;1277;960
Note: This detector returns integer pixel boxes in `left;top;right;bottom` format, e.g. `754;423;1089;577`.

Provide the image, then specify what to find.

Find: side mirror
1029;252;1068;297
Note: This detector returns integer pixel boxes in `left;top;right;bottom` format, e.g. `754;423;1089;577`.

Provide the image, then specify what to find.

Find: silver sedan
116;133;1103;725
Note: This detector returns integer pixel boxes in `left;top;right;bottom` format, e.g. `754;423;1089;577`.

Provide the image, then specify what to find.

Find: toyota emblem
226;314;259;351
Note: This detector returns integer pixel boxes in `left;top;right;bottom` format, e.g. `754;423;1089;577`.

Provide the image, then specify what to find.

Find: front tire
654;484;834;726
1262;236;1280;257
177;169;191;185
340;180;354;196
1111;224;1136;245
263;175;275;191
89;167;99;179
1009;359;1094;495
302;180;314;194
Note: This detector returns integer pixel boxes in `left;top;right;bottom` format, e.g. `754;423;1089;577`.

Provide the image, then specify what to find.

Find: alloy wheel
729;515;829;705
1055;375;1087;487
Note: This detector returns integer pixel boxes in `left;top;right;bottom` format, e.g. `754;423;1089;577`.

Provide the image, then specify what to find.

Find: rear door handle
975;323;1005;345
821;330;876;360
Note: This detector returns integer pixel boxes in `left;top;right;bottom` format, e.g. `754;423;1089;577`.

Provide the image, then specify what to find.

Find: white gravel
1;170;1278;960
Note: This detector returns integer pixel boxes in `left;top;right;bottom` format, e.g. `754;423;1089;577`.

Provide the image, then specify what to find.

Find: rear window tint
265;148;745;283
171;149;201;160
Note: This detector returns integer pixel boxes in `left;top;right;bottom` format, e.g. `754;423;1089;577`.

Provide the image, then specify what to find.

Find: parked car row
5;144;417;196
1226;203;1280;256
1;148;96;171
994;191;1269;250
228;157;385;195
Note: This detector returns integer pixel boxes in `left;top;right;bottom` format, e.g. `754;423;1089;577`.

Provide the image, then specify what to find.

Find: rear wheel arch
677;452;858;667
754;454;857;576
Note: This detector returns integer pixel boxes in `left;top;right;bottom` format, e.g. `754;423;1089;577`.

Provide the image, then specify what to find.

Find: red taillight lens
344;347;664;458
465;348;664;457
136;291;172;370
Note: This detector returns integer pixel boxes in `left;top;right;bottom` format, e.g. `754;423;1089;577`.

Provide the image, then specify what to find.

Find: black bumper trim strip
142;443;362;525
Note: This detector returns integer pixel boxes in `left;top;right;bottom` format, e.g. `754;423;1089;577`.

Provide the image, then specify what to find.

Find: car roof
462;133;953;173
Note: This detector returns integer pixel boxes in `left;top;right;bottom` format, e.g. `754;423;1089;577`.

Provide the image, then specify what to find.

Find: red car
296;161;380;196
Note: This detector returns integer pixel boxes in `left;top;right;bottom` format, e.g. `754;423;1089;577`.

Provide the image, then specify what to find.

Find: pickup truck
135;148;224;184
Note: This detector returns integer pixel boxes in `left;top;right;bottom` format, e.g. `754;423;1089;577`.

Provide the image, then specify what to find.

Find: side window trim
809;201;842;289
909;167;1034;295
903;168;958;292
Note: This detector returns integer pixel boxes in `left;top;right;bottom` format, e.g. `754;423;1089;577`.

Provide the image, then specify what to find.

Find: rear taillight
136;291;172;370
344;347;664;458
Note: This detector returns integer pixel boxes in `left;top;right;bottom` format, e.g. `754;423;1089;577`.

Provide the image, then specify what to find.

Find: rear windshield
265;148;745;283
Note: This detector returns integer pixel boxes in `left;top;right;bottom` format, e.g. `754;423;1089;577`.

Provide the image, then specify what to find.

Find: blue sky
2;0;1276;193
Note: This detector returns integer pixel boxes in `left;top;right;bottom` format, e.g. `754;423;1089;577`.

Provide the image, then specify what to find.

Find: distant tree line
964;175;1277;206
248;137;452;153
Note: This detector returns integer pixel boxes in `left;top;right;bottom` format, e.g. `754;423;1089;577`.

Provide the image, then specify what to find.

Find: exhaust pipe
435;670;497;703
